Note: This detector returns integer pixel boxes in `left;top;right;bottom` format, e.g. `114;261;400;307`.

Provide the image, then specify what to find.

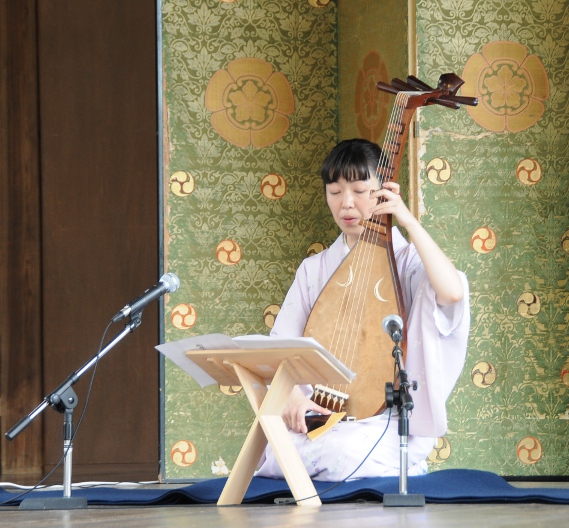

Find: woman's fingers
381;181;400;194
288;401;332;434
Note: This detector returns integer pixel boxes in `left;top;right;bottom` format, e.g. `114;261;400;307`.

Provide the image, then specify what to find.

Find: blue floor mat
2;469;569;507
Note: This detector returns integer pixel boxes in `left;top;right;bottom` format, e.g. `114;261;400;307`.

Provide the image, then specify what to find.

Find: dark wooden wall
0;0;43;476
1;0;160;482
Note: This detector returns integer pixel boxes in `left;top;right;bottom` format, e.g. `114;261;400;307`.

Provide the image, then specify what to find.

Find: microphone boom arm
5;316;141;441
4;314;143;508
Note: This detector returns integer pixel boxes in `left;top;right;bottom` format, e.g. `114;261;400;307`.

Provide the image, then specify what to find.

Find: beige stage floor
1;501;569;527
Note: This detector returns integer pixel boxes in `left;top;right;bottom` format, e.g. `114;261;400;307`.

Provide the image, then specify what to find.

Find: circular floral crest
205;58;295;148
462;41;549;133
354;51;390;142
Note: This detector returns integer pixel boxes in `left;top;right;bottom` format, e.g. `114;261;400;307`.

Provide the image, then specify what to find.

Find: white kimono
255;229;470;481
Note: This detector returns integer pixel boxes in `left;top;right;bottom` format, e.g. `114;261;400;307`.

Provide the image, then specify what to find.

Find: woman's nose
342;191;354;208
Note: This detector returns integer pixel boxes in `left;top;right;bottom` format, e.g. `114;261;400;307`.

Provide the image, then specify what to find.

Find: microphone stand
383;332;425;508
5;313;143;510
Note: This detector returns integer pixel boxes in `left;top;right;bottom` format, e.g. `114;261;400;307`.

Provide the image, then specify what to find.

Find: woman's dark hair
320;138;385;185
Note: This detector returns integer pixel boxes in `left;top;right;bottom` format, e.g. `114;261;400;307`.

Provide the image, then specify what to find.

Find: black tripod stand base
19;496;88;510
383;493;425;507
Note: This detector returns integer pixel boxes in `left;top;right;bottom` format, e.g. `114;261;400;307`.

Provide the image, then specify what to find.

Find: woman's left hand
369;181;464;306
369;181;416;229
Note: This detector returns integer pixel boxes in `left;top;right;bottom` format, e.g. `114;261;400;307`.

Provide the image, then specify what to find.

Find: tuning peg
437;73;465;95
406;75;433;91
429;97;460;110
391;78;417;91
376;81;399;95
446;95;479;107
377;72;479;108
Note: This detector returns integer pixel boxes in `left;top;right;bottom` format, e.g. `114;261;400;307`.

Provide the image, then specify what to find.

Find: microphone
112;272;180;323
382;314;404;343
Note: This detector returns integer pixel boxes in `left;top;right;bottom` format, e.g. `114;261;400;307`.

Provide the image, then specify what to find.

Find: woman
256;139;470;481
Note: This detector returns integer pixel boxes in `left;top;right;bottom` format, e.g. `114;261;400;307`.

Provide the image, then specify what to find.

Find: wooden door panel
37;0;159;480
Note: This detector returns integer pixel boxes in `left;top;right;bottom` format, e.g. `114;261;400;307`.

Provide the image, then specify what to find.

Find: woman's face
326;176;379;248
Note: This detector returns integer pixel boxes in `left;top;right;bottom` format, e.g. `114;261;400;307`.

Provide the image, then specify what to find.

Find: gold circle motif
516;436;543;465
261;173;287;200
471;361;496;388
307;242;326;257
204;58;294;148
427;437;452;464
308;0;330;7
471;227;497;254
516;158;542;186
461;41;549;133
219;385;243;396
517;292;541;318
426;158;452;185
561;361;569;387
354;50;390;143
216;239;242;266
169;170;195;197
562;230;569;254
171;303;197;330
263;304;281;329
171;440;198;467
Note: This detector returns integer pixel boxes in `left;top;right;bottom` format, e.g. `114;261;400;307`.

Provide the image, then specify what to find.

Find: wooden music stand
185;346;352;507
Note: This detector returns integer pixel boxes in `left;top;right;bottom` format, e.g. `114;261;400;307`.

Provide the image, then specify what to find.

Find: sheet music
156;334;355;388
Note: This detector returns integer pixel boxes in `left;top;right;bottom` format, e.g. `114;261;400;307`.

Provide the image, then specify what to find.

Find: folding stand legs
217;359;322;507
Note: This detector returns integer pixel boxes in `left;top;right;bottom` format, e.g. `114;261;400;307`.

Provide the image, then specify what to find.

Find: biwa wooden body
304;219;404;420
303;73;477;422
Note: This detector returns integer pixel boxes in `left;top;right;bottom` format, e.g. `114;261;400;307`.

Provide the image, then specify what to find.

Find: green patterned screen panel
415;0;569;476
161;0;339;480
160;0;569;480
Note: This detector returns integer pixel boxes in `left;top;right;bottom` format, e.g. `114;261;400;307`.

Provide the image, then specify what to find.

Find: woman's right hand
282;386;331;434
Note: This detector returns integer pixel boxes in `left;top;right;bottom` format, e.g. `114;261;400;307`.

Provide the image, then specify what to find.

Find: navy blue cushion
2;470;569;507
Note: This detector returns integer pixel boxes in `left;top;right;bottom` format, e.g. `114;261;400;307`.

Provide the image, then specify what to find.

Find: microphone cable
278;408;392;505
279;358;399;505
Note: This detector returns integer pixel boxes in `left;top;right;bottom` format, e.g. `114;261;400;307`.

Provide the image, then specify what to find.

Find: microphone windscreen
160;272;180;293
382;314;403;334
